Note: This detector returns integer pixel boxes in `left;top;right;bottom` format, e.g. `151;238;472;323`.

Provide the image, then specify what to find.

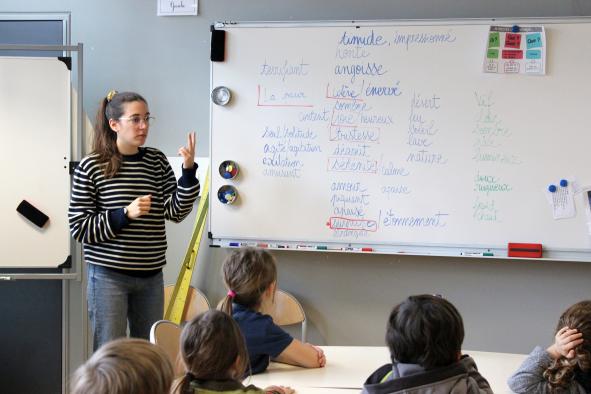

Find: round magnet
560;179;568;187
217;185;238;205
548;184;557;193
211;86;231;106
219;160;239;179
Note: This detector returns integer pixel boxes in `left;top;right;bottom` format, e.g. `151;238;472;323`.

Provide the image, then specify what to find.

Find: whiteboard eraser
508;243;542;258
16;200;49;228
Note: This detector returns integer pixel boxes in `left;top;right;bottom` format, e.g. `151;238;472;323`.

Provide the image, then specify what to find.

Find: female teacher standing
69;91;200;350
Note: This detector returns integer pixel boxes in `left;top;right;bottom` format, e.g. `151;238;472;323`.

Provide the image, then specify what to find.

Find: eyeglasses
118;115;155;126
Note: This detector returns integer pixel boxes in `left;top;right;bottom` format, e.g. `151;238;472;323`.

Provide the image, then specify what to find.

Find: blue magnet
560;179;568;187
548;184;557;193
217;185;238;205
512;25;520;33
219;160;239;180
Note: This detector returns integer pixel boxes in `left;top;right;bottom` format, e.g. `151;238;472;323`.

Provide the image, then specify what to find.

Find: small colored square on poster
487;48;499;59
505;33;522;49
504;61;520;73
525;61;542;74
485;60;498;73
502;50;523;59
526;33;542;49
488;32;500;48
526;50;541;60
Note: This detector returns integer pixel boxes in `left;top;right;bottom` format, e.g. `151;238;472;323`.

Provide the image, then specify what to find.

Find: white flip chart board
1;57;71;267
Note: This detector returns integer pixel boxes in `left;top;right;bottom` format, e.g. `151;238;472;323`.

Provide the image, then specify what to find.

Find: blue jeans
87;264;164;351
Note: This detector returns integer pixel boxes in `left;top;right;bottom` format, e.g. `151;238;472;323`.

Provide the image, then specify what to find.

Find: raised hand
126;194;152;219
178;132;196;169
547;326;584;359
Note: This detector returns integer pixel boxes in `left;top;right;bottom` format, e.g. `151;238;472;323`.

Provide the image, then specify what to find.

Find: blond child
70;338;174;394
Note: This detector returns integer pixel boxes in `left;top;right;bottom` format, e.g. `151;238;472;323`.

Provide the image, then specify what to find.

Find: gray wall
3;0;591;378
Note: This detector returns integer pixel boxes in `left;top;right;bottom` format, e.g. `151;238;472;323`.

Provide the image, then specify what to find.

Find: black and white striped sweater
69;147;200;271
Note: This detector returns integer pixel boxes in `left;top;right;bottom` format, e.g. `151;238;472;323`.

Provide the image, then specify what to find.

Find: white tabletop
246;346;527;394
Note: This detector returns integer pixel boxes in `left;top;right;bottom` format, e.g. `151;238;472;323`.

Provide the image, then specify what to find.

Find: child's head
221;247;277;314
175;310;249;393
70;337;174;394
94;90;149;177
386;294;464;369
544;300;591;391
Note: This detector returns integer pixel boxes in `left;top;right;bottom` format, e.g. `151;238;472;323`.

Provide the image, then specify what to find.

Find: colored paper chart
483;25;546;75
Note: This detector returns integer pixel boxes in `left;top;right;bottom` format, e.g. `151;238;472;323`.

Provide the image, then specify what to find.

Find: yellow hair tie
106;90;118;102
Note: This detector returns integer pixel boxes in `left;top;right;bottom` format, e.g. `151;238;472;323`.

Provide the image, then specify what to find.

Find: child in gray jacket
508;300;591;393
362;294;492;394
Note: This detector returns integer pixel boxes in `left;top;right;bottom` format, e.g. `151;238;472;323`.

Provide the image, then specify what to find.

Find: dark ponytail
172;311;250;394
92;91;147;178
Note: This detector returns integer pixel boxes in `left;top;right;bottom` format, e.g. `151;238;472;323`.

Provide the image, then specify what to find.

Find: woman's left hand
179;132;196;169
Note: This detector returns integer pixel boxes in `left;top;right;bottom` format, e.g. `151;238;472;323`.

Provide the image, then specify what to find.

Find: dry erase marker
361;247;373;252
316;245;343;251
461;252;494;257
461;252;479;256
257;243;269;248
229;242;240;247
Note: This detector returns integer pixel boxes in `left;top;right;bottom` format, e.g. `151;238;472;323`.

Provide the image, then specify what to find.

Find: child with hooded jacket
362;294;492;394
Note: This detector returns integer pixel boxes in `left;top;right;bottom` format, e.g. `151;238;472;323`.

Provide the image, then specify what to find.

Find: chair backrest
149;320;183;376
217;289;307;342
164;285;210;323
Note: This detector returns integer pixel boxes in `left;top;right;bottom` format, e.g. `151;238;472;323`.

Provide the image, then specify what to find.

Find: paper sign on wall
545;178;576;219
483;25;546;75
157;0;198;16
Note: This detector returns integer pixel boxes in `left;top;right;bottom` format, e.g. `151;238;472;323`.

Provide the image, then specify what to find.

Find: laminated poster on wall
483;25;546;75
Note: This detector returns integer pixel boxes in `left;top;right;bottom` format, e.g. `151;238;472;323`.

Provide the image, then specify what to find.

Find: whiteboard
209;19;591;260
0;57;71;267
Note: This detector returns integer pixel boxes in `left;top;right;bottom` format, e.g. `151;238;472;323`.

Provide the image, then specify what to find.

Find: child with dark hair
173;310;293;394
221;247;325;374
362;294;492;394
508;300;591;393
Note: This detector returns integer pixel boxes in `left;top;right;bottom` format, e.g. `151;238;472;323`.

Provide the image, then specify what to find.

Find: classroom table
246;346;527;394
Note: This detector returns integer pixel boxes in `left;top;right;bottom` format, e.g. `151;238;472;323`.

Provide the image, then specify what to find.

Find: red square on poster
502;50;523;59
505;33;522;48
